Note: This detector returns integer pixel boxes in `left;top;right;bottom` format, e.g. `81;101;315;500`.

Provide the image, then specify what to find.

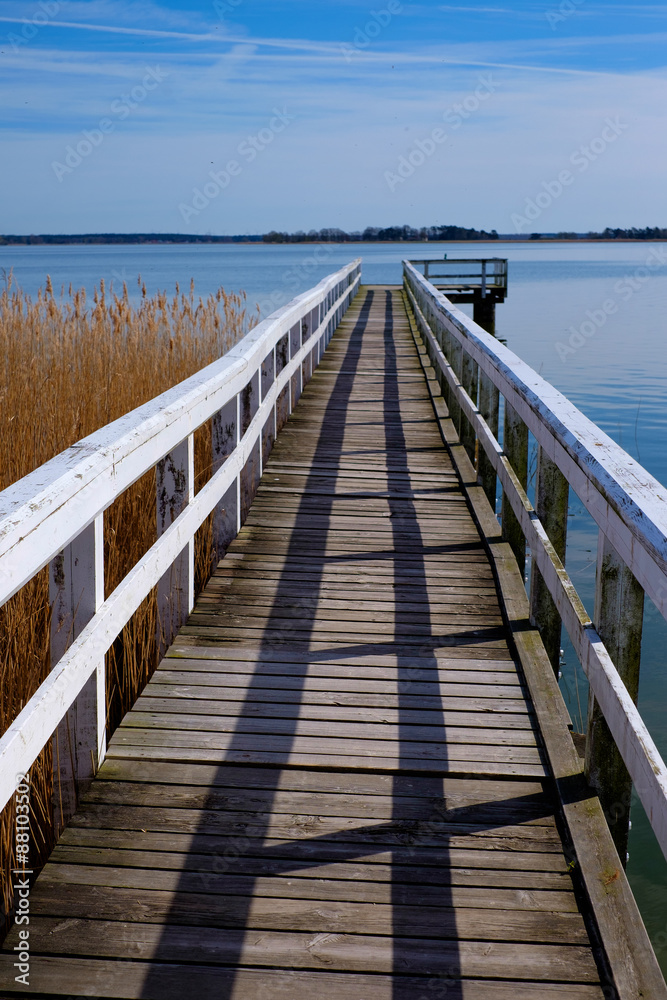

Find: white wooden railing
404;259;667;862
0;260;361;824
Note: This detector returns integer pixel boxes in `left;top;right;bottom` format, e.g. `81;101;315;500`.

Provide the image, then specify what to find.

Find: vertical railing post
585;534;644;862
501;401;528;575
239;371;261;525
276;333;291;429
157;435;194;653
460;348;478;464
478;370;499;510
473;293;499;510
433;314;451;408
211;395;239;569
290;321;302;409
261;347;276;466
473;295;496;336
529;447;568;672
449;336;463;438
50;514;105;836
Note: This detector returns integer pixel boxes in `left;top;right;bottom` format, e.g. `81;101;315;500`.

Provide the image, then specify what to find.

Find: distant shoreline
2;236;667;247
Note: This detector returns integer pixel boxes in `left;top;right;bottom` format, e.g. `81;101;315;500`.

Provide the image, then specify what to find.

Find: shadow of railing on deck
140;288;550;999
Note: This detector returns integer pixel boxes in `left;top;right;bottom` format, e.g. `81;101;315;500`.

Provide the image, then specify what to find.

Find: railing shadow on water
139;288;551;999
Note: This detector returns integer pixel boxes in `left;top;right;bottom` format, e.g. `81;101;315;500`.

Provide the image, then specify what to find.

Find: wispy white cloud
204;32;667;78
533;29;667;50
438;5;518;12
2;0;667;233
0;16;218;41
572;3;667;13
4;29;667;93
437;2;667;14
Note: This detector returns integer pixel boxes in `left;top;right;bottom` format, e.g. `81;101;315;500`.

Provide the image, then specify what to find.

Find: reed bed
0;272;256;932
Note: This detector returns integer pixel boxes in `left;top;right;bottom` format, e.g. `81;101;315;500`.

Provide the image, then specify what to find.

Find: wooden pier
408;258;507;332
1;285;665;998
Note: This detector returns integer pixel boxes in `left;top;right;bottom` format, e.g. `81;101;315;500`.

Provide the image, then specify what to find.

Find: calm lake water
3;240;667;965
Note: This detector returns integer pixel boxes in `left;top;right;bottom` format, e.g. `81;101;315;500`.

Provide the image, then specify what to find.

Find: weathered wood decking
1;288;618;997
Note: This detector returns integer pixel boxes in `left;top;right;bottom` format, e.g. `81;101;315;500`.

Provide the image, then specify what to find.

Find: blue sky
1;0;666;234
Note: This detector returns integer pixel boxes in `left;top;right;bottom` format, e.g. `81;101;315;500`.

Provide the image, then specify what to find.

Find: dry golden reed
0;271;255;933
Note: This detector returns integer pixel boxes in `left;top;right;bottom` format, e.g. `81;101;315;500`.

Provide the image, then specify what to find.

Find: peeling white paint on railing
0;260;361;815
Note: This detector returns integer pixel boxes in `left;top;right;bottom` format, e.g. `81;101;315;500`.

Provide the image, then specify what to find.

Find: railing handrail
404;260;667;610
0;259;362;814
403;258;667;862
0;262;359;605
408;259;507;270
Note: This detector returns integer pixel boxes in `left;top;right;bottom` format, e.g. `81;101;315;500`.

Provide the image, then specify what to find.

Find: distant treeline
550;227;667;241
0;225;496;246
262;225;498;243
0;233;264;245
2;226;667;246
584;227;667;241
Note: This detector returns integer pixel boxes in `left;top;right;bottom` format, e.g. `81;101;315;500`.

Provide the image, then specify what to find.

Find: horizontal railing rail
408;258;508;292
0;260;361;823
403;258;667;863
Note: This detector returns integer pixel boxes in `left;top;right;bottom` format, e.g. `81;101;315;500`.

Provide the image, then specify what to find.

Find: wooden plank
175;629;509;651
199;591;502;612
0;957;606;999
66;801;561;849
140;685;532;714
154;658;523;681
39;864;576;912
210;554;498;580
132;698;534;730
163;646;516;669
118;712;539;748
188;605;505;627
94;759;546;800
179;612;505;631
205;578;499;598
56;824;573;871
15;916;598;980
190;604;504;626
152;662;523;686
23;884;589;942
104;743;547;777
143;676;527;703
48;845;569;889
79;781;555;828
108;728;546;766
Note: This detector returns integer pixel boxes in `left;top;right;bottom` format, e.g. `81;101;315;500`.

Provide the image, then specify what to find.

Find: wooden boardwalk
1;288;616;997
